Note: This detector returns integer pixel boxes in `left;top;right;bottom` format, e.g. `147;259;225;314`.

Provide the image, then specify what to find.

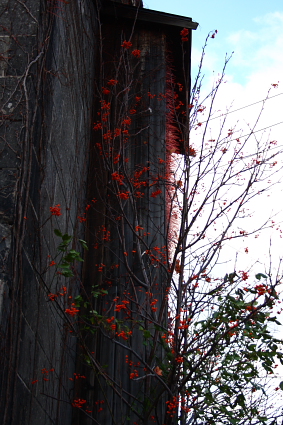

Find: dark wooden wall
0;1;196;424
84;23;168;425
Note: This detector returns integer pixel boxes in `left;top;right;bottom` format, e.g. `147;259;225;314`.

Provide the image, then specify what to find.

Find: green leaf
255;273;267;280
64;250;83;263
74;295;83;306
247;344;256;352
235;393;245;408
143;330;151;339
61;270;74;277
79;239;89;250
54;229;62;237
279;381;283;390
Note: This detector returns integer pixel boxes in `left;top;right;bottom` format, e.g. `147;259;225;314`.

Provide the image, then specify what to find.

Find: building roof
101;0;199;30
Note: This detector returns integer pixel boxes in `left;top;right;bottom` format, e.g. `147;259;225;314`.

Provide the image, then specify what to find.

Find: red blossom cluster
117;330;132;340
50;204;61;216
150;298;158;312
78;215;86;223
121;40;132;49
100;100;111;110
65;304;80;316
118;191;130;200
178;318;191;330
72;398;87;408
102;87;110;95
166;396;179;417
254;284;270;296
95;400;105;412
151;189;162;198
114;299;130;312
122;117;131;126
48;286;67;301
180;28;189;42
132;49;141;58
69;373;86;381
112;172;124;185
130;370;139;379
93;122;102;130
107;79;118;86
39;367;55;382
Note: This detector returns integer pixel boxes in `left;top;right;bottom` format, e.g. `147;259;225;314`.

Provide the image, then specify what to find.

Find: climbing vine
38;21;283;425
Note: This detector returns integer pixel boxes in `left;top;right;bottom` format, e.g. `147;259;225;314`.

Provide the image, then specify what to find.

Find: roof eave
100;1;199;30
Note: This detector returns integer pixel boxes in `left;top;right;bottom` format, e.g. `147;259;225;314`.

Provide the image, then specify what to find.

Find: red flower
132;49;141;58
78;215;86;223
180;28;189;37
151;189;162;198
107;79;118;86
121;40;132;49
114;128;121;137
72;398;87;408
122;117;131;126
117;330;128;340
65;306;80;316
100;100;111;110
50;204;61;216
93;122;102;131
112;172;124;185
118;191;130;200
135;191;144;198
49;260;56;267
180;28;189;42
129;370;139;379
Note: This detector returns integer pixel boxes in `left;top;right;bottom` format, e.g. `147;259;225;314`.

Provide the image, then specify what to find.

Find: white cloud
190;12;283;276
227;11;283;80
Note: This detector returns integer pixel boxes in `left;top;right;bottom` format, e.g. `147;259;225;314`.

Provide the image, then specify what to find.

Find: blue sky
145;0;283;87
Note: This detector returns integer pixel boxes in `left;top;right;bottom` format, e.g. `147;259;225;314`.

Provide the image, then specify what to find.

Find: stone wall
0;1;97;423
